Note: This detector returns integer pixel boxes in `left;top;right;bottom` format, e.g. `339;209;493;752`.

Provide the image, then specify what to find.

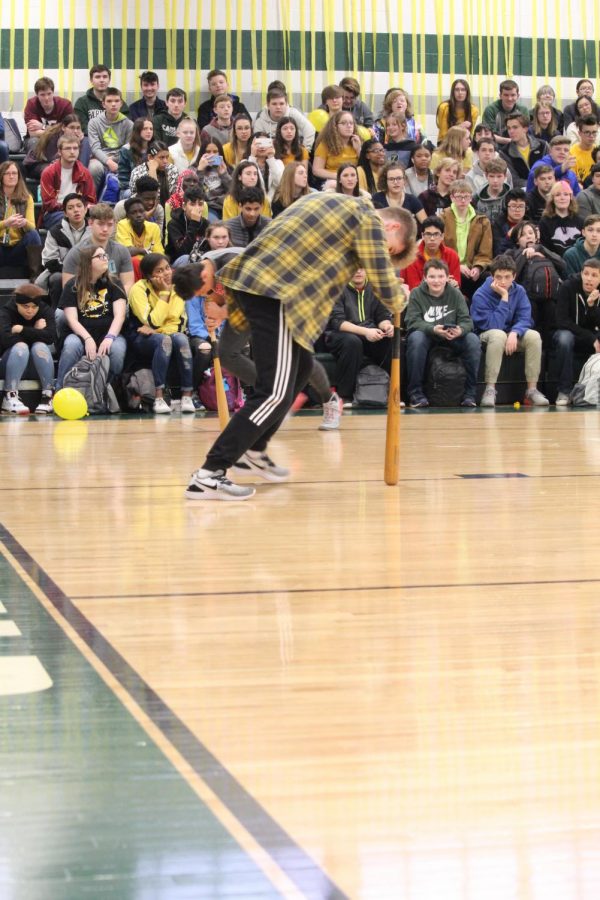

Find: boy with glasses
400;215;461;289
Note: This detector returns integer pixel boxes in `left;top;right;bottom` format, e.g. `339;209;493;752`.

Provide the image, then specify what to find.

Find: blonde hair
437;126;470;161
383;88;414;118
315;110;360;158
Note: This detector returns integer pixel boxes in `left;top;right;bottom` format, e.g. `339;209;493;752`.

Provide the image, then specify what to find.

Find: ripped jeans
0;341;55;392
130;331;193;390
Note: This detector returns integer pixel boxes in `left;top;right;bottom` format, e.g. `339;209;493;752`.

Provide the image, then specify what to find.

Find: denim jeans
552;329;579;393
407;329;482;399
0;229;42;268
130;331;193;390
56;334;127;388
0;342;55;392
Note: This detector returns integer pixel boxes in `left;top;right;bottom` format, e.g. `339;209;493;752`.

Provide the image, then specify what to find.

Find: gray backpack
62;355;120;414
570;353;600;406
352;364;390;408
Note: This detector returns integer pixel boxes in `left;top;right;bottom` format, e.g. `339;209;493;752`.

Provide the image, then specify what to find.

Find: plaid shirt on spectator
218;192;406;350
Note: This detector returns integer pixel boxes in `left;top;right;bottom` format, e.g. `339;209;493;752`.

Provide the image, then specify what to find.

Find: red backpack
198;367;245;413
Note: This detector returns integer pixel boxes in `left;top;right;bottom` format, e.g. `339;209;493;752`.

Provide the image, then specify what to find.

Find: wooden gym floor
1;406;600;899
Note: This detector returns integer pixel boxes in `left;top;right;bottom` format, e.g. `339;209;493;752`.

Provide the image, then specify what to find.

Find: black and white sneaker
185;468;255;501
232;450;290;482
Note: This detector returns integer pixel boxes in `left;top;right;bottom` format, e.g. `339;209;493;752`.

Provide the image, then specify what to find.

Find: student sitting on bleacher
0;161;42;279
56;245;127;389
127;253;195;414
471;254;549;407
166;186;209;264
23;77;74;147
115;196;165;280
113;175;165;234
129;143;178;207
61;202;134;297
74;64;129;136
23;114;91;181
40;136;96;229
87;87;134;190
38;193;89;308
0;283;56;415
405;258;481;408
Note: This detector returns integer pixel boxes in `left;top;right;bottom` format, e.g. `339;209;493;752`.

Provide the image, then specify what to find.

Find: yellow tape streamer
449;0;455;83
361;0;368;106
171;0;178;86
57;0;64;96
531;2;537;94
195;0;202;86
299;0;307;110
484;0;492;100
22;0;29;101
463;0;470;82
371;0;378;115
183;0;191;99
595;6;600;101
250;0;258;92
419;1;426;123
121;0;128;99
8;0;16;109
410;0;418;112
68;0;75;100
565;0;573;81
148;0;155;71
134;0;141;80
225;0;231;80
236;0;242;100
385;0;394;84
351;0;358;80
435;0;444;104
310;0;316;113
580;0;588;77
396;0;403;82
279;0;290;102
261;0;267;109
492;0;498;87
109;0;115;70
86;0;94;74
343;0;351;80
476;0;484;118
323;0;330;83
554;7;562;106
97;0;104;65
209;0;216;70
503;0;515;78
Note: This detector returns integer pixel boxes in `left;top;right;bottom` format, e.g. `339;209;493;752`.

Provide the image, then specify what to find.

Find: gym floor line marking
69;576;600;603
0;522;349;900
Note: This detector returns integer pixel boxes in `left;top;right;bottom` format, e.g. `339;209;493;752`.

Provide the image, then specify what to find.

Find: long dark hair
274;116;304;161
33;112;81;161
75;246;115;313
357;139;382;193
336;162;361;196
445;79;473;130
228;160;262;204
130;117;153;166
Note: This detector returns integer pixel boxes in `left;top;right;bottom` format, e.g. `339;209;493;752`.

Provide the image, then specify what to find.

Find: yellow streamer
86;0;94;74
57;0;64;96
476;0;484;118
360;0;366;102
39;0;47;80
595;3;600;100
236;0;243;100
279;0;290;103
434;0;444;106
225;0;231;80
8;0;15;108
148;0;155;71
68;0;75;100
134;0;141;79
531;2;537;95
352;0;359;81
209;0;216;71
299;0;307;110
410;0;418;115
580;0;588;77
343;0;351;79
418;0;426;124
171;0;178;86
463;0;470;81
250;0;258;93
261;0;267;107
195;0;203;86
484;0;492;100
396;0;403;82
371;0;378;116
121;1;128;99
449;0;455;83
183;0;191;99
385;0;394;84
492;0;498;86
22;0;29;101
310;0;316;114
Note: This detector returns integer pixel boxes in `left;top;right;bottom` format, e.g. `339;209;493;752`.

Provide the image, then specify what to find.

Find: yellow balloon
357;125;372;142
53;388;88;420
308;108;330;131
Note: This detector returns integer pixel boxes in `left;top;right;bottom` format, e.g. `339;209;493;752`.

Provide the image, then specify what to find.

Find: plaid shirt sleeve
219;194;404;350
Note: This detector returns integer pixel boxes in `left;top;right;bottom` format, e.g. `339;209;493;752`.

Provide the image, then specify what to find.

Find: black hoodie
0;297;56;351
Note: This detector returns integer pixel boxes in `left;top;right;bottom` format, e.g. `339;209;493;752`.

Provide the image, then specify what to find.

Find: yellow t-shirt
313;142;359;173
115;219;165;254
570;143;595;183
0;194;35;246
277;147;310;167
435;102;480;142
430;147;473;175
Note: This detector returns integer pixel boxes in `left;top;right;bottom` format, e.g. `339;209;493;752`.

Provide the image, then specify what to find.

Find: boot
26;243;43;281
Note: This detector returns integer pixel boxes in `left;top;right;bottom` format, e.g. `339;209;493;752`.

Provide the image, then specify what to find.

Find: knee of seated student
521;328;541;348
553;329;575;350
484;329;508;345
407;329;430;349
11;341;29;357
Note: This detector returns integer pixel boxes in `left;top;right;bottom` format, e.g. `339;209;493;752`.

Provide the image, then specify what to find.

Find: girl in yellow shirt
436;80;479;143
127;253;195;414
273;117;310;167
222;161;272;219
312;111;362;181
0;162;42;279
223;114;254;167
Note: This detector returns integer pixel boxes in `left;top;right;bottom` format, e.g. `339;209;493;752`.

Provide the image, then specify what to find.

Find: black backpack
62;356;120;414
424;346;466;407
519;256;561;301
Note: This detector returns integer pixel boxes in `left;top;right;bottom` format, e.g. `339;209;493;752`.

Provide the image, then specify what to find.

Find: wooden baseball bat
384;311;402;486
209;330;230;431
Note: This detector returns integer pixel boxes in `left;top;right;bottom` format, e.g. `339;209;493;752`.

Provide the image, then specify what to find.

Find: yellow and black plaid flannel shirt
218;192;405;350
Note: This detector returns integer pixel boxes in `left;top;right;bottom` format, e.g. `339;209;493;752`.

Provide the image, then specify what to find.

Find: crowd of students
2;66;600;416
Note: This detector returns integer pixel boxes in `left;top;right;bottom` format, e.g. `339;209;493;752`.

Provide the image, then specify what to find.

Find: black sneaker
409;394;429;409
460;396;477;408
185;469;255;501
232;451;290;482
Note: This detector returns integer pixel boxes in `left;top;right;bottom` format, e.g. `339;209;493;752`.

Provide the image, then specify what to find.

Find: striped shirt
218;192;405;350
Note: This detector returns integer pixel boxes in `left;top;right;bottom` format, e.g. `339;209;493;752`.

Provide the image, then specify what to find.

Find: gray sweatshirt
253;105;316;150
88;113;134;166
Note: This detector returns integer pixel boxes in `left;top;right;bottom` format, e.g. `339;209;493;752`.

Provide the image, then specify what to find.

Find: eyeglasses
452;193;472;199
507;203;526;209
582;130;599;137
387;176;405;183
93;252;108;260
423;231;443;238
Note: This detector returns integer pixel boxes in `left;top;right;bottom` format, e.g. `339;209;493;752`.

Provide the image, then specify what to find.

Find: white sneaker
185;468;255;501
319;392;342;430
555;392;570;407
153;397;171;414
232;450;290;482
34;392;53;415
2;391;30;415
525;387;550;407
180;395;196;414
480;386;496;408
